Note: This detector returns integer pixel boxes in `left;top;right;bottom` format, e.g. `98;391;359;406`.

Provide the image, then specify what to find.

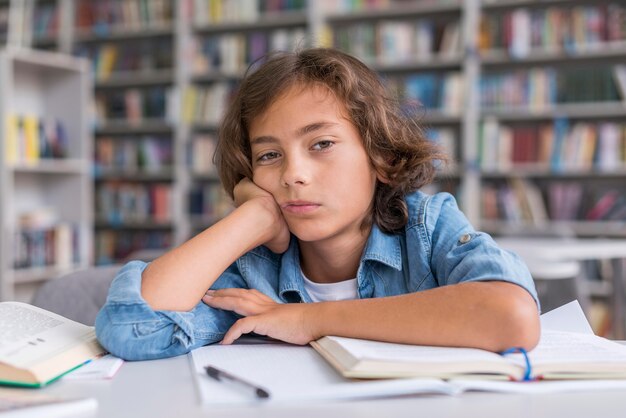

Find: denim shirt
95;191;538;361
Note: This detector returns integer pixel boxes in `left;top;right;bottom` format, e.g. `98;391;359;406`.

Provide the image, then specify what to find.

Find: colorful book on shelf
0;302;106;388
22;115;40;163
4;113;20;164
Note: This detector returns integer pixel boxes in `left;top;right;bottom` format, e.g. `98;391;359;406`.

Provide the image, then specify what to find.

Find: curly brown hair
215;47;447;233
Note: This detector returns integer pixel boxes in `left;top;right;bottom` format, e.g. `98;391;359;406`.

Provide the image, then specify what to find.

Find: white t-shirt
301;269;358;302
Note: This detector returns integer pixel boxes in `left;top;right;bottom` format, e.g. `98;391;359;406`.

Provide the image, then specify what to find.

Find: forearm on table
141;200;275;311
308;281;540;352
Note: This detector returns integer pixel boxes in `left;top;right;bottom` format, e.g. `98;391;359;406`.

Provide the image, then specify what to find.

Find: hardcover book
0;302;105;388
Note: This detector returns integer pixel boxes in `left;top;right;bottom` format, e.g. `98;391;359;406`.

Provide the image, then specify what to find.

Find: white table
7;354;624;418
497;238;626;339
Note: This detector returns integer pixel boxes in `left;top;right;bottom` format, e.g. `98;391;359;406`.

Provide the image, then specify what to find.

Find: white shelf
10;159;89;174
95;220;174;230
94;170;174;182
480;220;626;237
74;24;174;43
481;166;626;179
0;48;92;301
369;56;464;72
13;265;84;284
326;2;462;22
95;69;174;88
481;42;626;66
481;102;626;121
193;12;308;33
95;120;173;135
481;0;582;11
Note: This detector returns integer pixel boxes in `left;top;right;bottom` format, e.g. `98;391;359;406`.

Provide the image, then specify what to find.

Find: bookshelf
69;0;177;264
477;0;626;237
0;48;92;302
4;1;623;269
322;0;626;337
184;0;310;237
325;0;471;212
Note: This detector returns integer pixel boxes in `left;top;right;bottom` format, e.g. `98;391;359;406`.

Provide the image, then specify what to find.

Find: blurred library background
0;0;625;337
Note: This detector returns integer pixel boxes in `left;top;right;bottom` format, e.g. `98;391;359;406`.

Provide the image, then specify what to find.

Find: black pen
205;366;271;399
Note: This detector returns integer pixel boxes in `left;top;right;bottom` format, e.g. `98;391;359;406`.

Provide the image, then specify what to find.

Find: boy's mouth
281;200;321;214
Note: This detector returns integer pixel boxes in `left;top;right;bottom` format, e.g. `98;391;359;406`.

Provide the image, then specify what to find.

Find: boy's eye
311;140;334;151
257;151;281;162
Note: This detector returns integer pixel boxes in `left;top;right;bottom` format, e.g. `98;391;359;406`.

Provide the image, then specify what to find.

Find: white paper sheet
540;300;594;335
189;344;454;404
63;354;124;380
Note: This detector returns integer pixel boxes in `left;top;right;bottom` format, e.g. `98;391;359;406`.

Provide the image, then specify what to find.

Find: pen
205;366;271;399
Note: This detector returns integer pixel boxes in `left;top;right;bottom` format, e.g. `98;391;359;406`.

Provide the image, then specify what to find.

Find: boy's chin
289;226;333;244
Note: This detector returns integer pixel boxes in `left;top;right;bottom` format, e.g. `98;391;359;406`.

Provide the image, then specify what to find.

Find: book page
328;336;507;364
0;302;95;369
540;300;594;335
190;344;454;404
0;388;97;415
506;330;626;375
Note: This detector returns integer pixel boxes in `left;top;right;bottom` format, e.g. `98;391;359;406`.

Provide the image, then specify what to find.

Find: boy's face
249;84;378;243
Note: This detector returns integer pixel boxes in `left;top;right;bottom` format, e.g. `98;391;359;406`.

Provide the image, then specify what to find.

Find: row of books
189;183;233;221
95;230;171;265
385;72;464;115
75;41;173;81
192;28;307;75
0;7;7;39
4;114;69;164
333;19;461;65
426;128;457;164
482;179;626;223
480;119;626;172
192;0;308;26
96;183;172;225
94;136;173;175
13;223;79;270
75;0;173;33
94;87;172;125
480;66;624;109
33;1;59;40
479;4;626;56
181;84;237;125
189;134;218;175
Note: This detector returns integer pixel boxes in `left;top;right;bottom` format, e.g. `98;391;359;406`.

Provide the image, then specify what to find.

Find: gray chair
30;249;166;325
31;265;122;325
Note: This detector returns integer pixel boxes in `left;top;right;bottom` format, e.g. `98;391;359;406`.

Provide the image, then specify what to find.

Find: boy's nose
281;156;310;187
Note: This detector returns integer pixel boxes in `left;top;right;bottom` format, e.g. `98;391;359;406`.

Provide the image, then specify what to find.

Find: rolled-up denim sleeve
426;193;539;308
95;261;240;361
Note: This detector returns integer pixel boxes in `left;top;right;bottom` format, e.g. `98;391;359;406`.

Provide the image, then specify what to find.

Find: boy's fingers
222;318;258;345
202;295;260;316
206;288;276;304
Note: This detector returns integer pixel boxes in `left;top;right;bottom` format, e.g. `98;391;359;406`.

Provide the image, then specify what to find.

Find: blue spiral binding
500;347;533;381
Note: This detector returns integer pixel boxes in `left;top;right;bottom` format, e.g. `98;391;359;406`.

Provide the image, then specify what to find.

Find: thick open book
311;329;626;381
0;302;106;387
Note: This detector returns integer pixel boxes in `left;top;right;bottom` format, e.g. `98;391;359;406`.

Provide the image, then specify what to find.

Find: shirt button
459;233;472;244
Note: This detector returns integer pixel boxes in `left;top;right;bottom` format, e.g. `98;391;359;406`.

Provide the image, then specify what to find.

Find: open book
0;302;106;387
0;388;97;417
311;329;626;381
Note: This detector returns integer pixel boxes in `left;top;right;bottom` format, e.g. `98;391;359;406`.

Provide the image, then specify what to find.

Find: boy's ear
376;170;390;184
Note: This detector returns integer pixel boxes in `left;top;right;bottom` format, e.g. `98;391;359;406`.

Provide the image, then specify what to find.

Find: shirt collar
277;225;402;301
278;237;310;302
360;223;403;271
